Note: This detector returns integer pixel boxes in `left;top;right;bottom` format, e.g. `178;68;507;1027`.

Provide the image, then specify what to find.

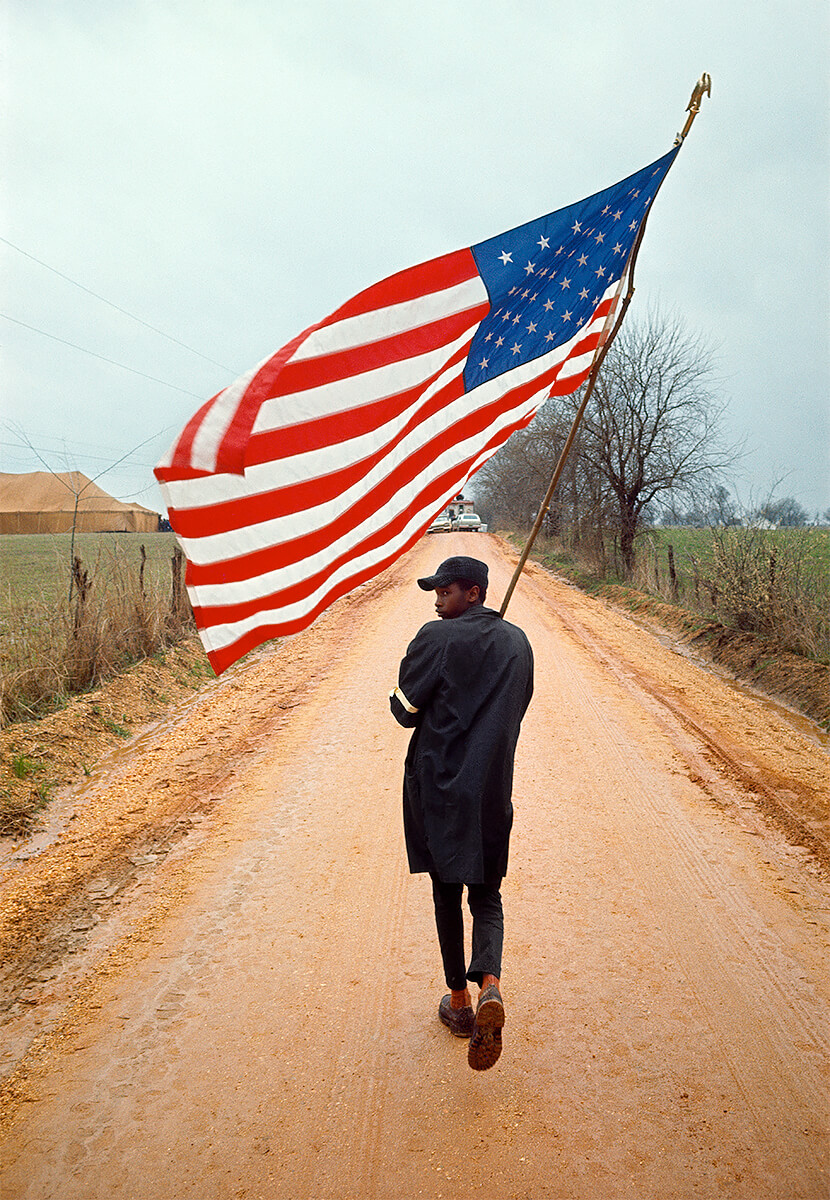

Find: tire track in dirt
1;535;828;1200
517;556;830;865
508;558;828;1088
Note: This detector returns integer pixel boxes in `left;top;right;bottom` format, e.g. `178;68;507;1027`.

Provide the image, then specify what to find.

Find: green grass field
641;526;830;594
0;533;194;725
0;532;182;617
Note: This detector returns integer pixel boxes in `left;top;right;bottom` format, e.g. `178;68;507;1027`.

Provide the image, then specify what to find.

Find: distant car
427;516;452;533
453;512;482;532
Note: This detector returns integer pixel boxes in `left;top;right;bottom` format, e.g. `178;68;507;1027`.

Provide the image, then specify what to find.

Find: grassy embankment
505;524;830;723
0;532;199;726
0;532;211;834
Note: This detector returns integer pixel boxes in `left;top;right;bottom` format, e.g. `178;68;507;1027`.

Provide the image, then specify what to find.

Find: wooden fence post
667;544;679;601
171;547;186;616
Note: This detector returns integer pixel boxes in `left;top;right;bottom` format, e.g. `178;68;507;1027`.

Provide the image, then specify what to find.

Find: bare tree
476;404;569;531
755;496;809;528
556;308;735;572
475;308;736;573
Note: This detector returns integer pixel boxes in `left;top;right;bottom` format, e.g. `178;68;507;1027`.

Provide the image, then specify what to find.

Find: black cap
417;556;489;592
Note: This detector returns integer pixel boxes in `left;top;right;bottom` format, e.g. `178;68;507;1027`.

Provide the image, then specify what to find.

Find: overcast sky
2;0;828;519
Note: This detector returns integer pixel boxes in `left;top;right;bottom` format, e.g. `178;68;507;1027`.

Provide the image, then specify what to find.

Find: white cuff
390;686;419;714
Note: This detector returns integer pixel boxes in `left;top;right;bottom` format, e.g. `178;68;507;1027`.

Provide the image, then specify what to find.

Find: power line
8;422;173;495
2;429;170;457
0;313;207;398
0;235;240;375
0;440;165;469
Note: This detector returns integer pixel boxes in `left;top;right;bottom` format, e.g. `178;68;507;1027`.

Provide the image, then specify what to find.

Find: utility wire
0;235;240;375
2;429;170;457
0;313;207;399
8;422;174;495
0;438;168;468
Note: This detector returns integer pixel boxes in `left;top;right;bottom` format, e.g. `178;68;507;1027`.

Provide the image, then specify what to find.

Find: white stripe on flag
290;275;487;361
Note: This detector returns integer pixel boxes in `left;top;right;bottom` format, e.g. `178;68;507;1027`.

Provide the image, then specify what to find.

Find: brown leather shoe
439;994;475;1038
467;983;505;1070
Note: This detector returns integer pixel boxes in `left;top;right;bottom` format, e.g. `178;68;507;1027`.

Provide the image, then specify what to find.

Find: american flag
156;146;679;673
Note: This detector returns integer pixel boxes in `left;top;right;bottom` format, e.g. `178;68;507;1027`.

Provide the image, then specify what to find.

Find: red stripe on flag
166;391;223;472
194;412;532;674
320;249;477;323
271;303;487;398
169;343;474;539
168;302;610;541
244;334;476;469
192;407;534;630
211;327;314;476
182;358;564;591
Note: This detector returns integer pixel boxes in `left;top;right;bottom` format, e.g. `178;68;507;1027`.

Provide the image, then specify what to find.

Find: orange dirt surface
1;534;828;1200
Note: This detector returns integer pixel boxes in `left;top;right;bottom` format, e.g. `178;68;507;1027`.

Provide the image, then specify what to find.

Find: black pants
430;874;503;989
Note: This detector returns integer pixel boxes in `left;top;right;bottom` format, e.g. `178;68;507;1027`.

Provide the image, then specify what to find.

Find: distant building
439;493;477;522
0;471;160;534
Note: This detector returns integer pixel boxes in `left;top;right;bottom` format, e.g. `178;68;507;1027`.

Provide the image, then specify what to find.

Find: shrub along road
1;535;828;1199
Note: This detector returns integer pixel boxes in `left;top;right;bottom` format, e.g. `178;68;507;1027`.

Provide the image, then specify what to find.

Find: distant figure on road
390;555;534;1070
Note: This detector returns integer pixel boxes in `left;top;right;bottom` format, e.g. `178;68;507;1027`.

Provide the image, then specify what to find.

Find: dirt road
2;534;828;1200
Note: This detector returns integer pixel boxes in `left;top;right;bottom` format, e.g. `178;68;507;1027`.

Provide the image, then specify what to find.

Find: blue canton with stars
465;146;679;391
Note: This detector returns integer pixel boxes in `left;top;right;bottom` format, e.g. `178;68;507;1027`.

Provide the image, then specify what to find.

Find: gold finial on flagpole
675;74;712;145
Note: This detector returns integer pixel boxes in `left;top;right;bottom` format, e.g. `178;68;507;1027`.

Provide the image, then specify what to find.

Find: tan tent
0;472;160;534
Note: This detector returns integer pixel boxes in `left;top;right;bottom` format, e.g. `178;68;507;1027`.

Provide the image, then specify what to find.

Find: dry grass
1;540;195;726
639;526;830;662
516;526;829;665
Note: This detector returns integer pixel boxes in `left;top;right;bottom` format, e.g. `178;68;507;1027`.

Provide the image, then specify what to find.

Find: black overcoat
390;605;533;885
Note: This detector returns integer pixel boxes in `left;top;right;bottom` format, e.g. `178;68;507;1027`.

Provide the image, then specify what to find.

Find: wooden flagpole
500;74;711;618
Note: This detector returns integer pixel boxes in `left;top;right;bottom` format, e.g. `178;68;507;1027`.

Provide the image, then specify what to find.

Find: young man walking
390;555;533;1070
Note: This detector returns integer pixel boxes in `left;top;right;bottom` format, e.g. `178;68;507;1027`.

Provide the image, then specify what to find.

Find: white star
479;357;489;369
571;220;582;234
544;299;555;312
527;320;537;333
538;267;548;277
579;287;589;299
529;293;538;302
545;330;556;342
555;245;564;255
560;276;571;289
595;265;606;277
562;310;572;321
613;210;622;220
524;261;535;275
502;311;511;321
538;234;550;250
522;289;530;299
513;314;521;324
629;220;637;231
496;336;504;347
595;232;605;244
577;253;588;267
484;332;492;341
602;205;610;214
612;243;623;255
499;250;513;265
511;342;522;355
